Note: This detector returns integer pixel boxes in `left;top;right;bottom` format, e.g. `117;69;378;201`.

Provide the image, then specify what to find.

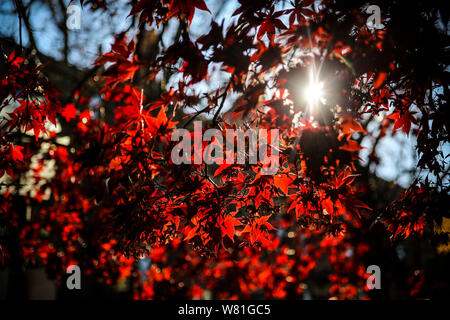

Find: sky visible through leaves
0;0;438;188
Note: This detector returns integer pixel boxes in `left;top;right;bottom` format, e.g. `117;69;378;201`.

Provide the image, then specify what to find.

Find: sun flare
304;79;325;109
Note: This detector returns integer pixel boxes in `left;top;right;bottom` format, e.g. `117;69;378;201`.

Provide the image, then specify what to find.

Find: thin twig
212;78;233;125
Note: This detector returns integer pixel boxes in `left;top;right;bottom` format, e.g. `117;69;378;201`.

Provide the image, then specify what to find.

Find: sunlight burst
304;79;325;109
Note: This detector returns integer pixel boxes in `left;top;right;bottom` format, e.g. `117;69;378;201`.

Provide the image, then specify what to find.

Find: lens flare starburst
304;76;325;110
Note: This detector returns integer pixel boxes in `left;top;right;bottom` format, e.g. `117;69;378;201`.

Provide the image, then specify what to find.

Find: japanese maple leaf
114;87;142;124
332;167;356;190
340;196;372;219
241;222;261;244
386;110;417;135
284;0;315;26
339;139;364;152
129;0;161;25
8;50;25;67
95;37;140;87
257;7;287;40
61;103;77;122
161;39;208;84
340;115;367;135
30;117;47;140
11;145;24;162
273;171;294;195
197;21;224;51
252;41;284;70
166;0;210;25
255;215;275;231
144;107;177;133
221;216;242;242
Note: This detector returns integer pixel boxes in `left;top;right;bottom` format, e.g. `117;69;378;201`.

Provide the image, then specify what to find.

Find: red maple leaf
11;145;24;162
257;7;287;40
167;0;210;25
386;110;417;135
222;216;242;242
61;103;77;122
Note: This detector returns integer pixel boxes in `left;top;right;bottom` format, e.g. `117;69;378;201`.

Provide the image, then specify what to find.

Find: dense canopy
0;0;448;299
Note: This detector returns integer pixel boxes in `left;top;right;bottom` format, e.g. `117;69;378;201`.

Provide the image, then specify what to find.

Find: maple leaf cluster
0;0;448;299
